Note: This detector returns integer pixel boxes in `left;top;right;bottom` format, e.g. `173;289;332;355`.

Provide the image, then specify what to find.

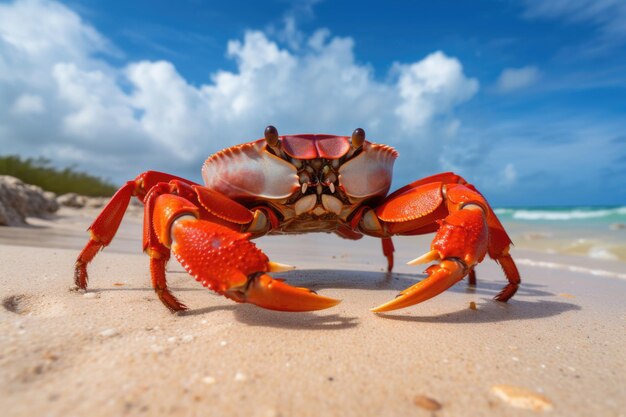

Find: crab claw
372;206;490;312
371;259;465;312
169;217;339;312
226;273;340;312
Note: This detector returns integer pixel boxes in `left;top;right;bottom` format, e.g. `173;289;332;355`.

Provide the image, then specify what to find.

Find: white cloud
523;0;626;43
0;0;478;186
0;0;115;81
11;93;45;114
394;52;479;130
496;66;540;92
501;163;517;185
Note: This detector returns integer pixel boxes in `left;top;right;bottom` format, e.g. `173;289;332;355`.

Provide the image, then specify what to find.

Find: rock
413;394;442;411
202;376;216;385
234;371;247;382
85;197;108;208
57;193;110;209
0;176;59;226
609;222;626;231
57;193;110;208
491;384;553;411
99;328;119;338
56;193;88;208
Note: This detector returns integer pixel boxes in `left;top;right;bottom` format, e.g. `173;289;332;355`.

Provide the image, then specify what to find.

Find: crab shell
201;134;399;205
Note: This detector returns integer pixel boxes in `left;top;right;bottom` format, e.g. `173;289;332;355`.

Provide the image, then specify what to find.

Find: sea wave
494;206;626;221
516;258;626;280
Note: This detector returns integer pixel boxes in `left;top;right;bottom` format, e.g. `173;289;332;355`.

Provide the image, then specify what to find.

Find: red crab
74;126;520;313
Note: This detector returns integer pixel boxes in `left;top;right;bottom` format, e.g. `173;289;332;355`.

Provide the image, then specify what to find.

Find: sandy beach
1;207;624;417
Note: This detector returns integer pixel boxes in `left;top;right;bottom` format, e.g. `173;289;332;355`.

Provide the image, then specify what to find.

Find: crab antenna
264;125;279;146
351;128;365;148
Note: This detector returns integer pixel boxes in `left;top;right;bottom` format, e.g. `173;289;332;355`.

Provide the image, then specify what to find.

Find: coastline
496;206;626;263
0;208;624;416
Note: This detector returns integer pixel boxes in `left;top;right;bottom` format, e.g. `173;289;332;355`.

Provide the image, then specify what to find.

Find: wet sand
0;208;624;416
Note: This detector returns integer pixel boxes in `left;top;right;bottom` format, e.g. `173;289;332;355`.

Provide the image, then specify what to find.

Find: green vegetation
0;155;118;197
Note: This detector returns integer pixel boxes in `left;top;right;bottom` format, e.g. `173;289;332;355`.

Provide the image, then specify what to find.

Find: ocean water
494;206;626;263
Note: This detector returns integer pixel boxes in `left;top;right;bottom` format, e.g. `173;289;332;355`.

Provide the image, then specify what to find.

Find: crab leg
74;180;134;288
381;237;395;272
142;183;189;311
74;171;197;289
153;194;340;312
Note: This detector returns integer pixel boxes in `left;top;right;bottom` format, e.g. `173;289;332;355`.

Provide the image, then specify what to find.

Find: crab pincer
371;205;489;312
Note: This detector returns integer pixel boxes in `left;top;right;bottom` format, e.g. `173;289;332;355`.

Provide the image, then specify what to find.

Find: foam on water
587;247;619;261
516;258;626;281
495;206;626;263
494;206;626;222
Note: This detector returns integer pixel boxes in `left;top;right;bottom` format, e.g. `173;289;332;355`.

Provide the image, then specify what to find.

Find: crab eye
351;128;365;148
264;125;279;146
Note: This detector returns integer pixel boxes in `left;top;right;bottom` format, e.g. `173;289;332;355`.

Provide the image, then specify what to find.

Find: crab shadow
271;269;578;324
176;300;357;330
269;268;553;299
92;268;578;328
233;308;358;330
377;298;580;324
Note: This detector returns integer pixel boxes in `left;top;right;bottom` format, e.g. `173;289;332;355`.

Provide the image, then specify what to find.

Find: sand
0;208;625;417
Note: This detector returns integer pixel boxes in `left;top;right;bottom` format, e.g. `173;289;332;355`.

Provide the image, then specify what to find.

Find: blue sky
1;0;625;206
